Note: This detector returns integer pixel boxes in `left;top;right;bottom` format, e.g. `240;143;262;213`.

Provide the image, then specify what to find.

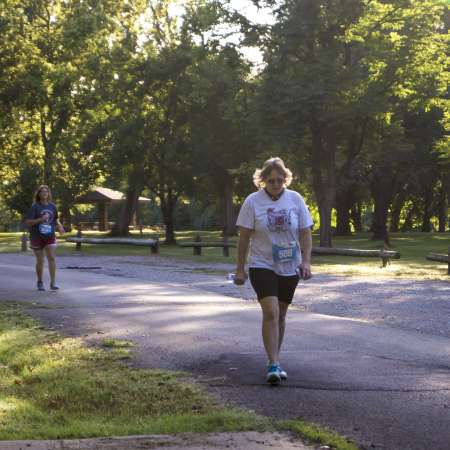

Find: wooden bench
66;235;159;254
178;235;236;257
311;247;400;267
426;249;450;275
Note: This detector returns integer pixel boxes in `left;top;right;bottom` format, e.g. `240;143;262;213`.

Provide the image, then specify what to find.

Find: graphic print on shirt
38;208;54;235
266;208;292;233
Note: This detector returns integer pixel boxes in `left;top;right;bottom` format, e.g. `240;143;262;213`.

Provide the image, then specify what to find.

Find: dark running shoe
37;281;45;291
50;283;59;291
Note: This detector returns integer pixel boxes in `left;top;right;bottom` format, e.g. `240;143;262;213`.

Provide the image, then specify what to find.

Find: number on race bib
272;242;298;263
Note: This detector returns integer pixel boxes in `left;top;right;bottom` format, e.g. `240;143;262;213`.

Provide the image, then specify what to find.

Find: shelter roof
77;187;150;203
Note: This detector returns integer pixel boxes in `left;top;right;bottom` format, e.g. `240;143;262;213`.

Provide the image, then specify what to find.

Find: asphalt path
1;259;450;450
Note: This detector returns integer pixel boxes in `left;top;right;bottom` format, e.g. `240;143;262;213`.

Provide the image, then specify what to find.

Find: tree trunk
372;196;390;244
370;168;395;245
335;190;352;236
421;189;434;232
111;177;142;237
437;178;448;232
310;121;336;247
350;203;363;232
318;194;334;247
390;191;406;233
160;187;177;245
222;172;235;237
335;118;368;236
41;117;53;184
161;206;175;245
60;204;72;232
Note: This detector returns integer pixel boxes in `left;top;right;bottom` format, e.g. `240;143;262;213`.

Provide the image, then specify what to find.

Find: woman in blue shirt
25;185;65;291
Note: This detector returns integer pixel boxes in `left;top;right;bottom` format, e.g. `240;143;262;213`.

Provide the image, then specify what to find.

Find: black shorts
249;268;299;304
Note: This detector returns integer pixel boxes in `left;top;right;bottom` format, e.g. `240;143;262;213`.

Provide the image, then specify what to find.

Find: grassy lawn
280;420;358;450
1;230;448;279
310;232;449;280
0;302;270;440
0;302;359;450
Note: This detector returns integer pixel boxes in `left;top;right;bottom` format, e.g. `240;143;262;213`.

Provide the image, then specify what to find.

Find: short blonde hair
253;157;293;189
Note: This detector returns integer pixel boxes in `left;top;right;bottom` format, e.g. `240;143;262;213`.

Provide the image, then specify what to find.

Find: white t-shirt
236;189;313;276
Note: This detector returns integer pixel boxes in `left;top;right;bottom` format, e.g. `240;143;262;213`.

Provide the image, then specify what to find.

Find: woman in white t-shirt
235;157;313;384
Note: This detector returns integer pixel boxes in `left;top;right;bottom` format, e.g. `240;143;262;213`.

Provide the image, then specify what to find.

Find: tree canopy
1;0;448;241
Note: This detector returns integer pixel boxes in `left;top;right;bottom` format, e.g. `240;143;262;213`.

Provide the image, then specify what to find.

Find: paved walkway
0;432;314;450
1;256;450;450
6;253;450;338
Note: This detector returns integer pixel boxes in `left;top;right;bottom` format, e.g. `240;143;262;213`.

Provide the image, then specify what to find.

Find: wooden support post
222;236;229;257
76;227;82;251
381;247;389;268
194;235;202;256
98;201;110;231
21;233;28;252
151;238;159;254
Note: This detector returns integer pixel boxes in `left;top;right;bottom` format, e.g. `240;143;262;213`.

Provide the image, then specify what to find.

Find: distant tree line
0;0;448;245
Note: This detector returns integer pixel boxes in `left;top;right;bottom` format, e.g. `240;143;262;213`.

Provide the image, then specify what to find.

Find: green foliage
0;200;21;231
248;0;450;241
0;0;448;236
0;0;133;215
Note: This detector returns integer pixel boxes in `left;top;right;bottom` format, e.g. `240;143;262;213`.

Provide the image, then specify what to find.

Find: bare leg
278;301;290;353
33;249;44;282
259;296;280;365
44;245;56;285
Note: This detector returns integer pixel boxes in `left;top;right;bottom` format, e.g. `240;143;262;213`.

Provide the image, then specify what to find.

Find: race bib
272;241;298;263
38;223;53;235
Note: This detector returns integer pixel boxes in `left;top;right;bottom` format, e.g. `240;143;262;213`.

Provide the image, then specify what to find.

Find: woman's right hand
234;268;247;285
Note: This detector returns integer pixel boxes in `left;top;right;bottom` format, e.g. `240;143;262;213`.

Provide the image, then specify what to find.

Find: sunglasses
266;177;285;185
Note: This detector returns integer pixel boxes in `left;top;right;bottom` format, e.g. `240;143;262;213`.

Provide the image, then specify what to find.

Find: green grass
0;302;270;440
1;230;449;279
101;339;135;349
0;233;26;254
280;420;359;450
0;302;362;446
310;232;449;279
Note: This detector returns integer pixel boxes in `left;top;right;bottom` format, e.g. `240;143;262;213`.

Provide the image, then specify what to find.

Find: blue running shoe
266;364;281;385
267;361;287;380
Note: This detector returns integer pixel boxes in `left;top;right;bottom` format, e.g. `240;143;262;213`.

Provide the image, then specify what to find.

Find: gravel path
4;253;449;338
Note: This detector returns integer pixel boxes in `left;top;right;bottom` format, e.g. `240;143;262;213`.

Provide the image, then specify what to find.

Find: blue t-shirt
26;202;58;240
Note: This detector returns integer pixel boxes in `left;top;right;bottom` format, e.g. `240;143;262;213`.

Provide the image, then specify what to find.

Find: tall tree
189;45;256;236
0;0;128;223
240;0;449;246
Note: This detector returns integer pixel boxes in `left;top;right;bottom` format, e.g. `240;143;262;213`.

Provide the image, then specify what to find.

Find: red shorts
30;235;56;250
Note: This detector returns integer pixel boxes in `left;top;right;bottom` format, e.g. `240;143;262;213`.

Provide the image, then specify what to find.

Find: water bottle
227;272;237;284
227;272;246;285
